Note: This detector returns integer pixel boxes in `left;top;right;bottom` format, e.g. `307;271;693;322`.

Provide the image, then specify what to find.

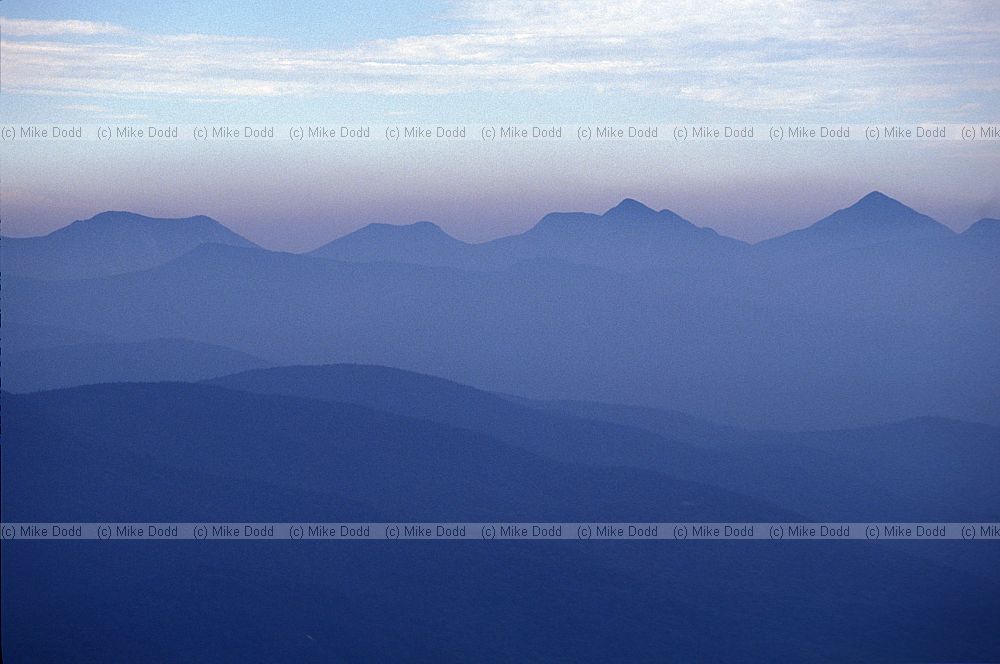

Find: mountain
1;211;257;279
4;383;999;661
3;382;792;523
536;395;1000;582
757;191;955;255
307;199;747;272
528;198;717;237
963;217;1000;241
309;220;473;266
7;232;998;429
1;338;269;392
476;198;747;272
207;364;1000;522
4;194;999;661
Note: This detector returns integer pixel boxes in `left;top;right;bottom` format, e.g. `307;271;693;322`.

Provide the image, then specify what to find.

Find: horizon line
3;189;996;253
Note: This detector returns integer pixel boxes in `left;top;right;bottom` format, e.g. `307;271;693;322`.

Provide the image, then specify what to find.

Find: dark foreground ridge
3;382;999;661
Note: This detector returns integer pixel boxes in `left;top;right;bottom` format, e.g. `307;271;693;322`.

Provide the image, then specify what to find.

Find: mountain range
2;337;269;392
310;197;749;272
756;191;957;255
3;192;999;660
205;363;1000;523
3;192;993;280
5;191;997;428
4;379;999;661
1;210;257;280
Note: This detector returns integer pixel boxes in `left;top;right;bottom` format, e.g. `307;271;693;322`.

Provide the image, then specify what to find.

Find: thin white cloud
62;103;110;113
1;17;129;37
1;2;998;114
147;33;277;45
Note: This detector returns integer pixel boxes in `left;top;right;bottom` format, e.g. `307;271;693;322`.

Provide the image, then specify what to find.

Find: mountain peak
5;210;256;280
83;211;214;225
850;191;910;212
857;190;894;204
56;211;239;240
339;220;459;242
604;198;656;217
760;192;954;252
812;192;950;234
90;210;142;222
309;220;467;264
49;211;256;246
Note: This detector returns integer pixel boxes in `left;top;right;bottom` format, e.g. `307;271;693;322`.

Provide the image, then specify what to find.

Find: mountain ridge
2;210;257;280
204;363;1000;521
7;192;990;273
756;191;956;255
963;217;1000;238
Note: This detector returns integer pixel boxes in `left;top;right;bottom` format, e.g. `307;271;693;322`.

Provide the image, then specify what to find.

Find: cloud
61;103;110;113
1;18;129;37
1;2;998;115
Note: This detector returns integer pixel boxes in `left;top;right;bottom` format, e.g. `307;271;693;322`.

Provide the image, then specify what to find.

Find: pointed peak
822;191;934;224
780;191;955;246
850;191;910;211
604;198;656;217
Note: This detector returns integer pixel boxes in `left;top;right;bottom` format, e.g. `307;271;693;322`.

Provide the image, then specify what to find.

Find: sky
1;1;999;250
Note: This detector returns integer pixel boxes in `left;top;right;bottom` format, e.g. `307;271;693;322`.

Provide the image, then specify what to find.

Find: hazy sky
2;1;999;250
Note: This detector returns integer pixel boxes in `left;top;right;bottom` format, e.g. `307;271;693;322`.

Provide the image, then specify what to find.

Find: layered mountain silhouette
4;382;999;661
310;220;471;266
3;192;998;429
2;382;797;523
2;338;269;392
757;191;955;256
310;192;987;273
312;197;746;271
4;193;991;279
4;191;1000;660
207;364;1000;522
479;197;748;271
8;238;997;428
1;210;256;279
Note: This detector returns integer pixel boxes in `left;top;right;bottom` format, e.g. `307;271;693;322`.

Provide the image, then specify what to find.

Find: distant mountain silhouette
305;194;993;274
310;220;471;266
476;198;747;271
4;193;998;427
2;338;269;392
4;382;999;661
2;382;794;523
528;198;716;236
6;196;993;279
963;218;1000;240
8;225;998;428
1;211;257;279
207;363;1000;522
4;194;1000;662
758;191;955;255
308;199;746;272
